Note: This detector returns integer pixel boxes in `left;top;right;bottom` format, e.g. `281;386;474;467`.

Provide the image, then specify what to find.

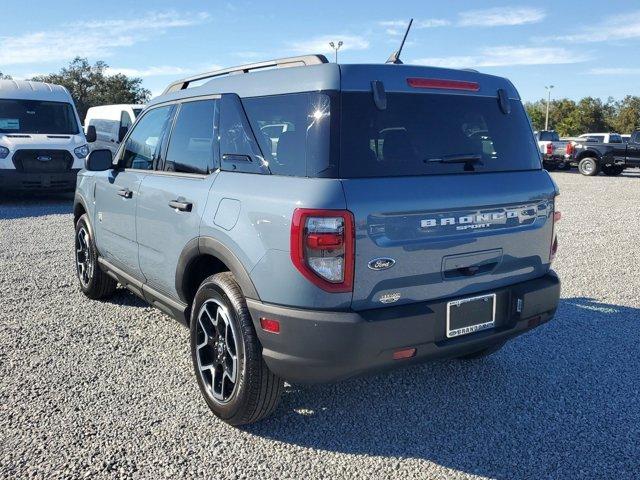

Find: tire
190;272;283;426
602;165;624;176
75;214;117;299
456;341;505;360
578;157;600;176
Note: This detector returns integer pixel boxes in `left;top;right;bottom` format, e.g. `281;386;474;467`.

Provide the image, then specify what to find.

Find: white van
84;104;145;154
0;80;87;192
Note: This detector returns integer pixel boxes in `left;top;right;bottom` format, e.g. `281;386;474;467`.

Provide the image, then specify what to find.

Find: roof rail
162;54;329;94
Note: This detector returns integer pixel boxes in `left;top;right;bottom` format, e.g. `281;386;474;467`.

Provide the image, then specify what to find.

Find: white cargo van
84;104;144;154
0;80;87;192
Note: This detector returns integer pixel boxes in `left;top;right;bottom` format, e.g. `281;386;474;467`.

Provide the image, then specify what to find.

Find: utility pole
328;41;343;63
545;85;554;130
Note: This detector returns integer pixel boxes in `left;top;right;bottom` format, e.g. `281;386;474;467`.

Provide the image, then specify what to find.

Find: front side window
340;92;541;177
609;134;622;143
121;105;173;170
0;99;79;134
120;111;133;129
164;100;216;175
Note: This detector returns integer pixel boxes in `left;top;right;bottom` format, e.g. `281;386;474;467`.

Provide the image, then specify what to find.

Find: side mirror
85;149;113;171
118;126;128;143
86;125;97;143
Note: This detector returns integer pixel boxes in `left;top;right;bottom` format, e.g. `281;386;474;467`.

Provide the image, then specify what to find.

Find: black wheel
75;214;117;299
578;157;599;176
602;165;624;176
456;341;505;360
190;272;283;426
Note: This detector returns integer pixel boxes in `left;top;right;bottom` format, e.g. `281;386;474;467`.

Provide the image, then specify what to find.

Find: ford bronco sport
74;55;561;425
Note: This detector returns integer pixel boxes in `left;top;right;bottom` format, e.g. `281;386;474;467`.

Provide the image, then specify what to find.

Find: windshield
340;92;541;177
540;131;560;141
0;99;79;134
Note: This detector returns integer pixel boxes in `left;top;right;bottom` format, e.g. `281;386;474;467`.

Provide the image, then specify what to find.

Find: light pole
545;85;554;130
328;41;343;63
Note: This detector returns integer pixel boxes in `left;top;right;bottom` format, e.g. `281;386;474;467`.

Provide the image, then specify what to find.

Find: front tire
190;272;283;426
578;157;599;176
75;214;117;299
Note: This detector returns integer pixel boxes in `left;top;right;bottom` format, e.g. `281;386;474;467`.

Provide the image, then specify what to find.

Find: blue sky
2;0;639;102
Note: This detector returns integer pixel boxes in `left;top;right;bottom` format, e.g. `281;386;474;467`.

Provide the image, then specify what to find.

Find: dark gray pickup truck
573;130;640;176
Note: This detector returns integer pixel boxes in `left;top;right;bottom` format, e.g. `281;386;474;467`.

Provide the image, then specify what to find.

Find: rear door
339;90;556;311
136;98;218;298
94;105;174;278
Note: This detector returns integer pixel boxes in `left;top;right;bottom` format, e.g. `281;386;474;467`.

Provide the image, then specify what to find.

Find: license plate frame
446;293;496;338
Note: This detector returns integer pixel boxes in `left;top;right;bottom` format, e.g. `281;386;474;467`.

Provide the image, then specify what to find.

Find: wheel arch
176;237;260;308
576;150;601;162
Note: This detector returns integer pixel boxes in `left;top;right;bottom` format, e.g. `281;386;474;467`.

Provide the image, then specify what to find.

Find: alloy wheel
195;299;239;403
75;227;93;287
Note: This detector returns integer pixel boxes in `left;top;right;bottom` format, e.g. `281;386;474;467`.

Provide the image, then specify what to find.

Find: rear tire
75;214;117;299
190;272;283;426
456;341;505;360
602;165;624;176
578;157;599;176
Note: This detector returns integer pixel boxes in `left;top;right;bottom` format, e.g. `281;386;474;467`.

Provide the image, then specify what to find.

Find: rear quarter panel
199;172;351;309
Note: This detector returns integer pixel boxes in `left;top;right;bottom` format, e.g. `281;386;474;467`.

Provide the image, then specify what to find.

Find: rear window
340;93;541;177
0;99;79;135
539;131;560;142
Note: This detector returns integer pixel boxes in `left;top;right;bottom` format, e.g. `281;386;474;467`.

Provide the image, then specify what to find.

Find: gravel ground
1;171;640;480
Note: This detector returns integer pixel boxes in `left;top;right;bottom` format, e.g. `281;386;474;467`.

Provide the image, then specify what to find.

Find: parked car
572;130;640;175
84;104;145;154
74;55;561;425
0;80;87;192
534;130;573;170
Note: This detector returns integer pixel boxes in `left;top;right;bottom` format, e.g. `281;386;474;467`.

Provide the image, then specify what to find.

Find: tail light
546;143;555;155
550;210;561;263
291;209;355;292
566;142;574;155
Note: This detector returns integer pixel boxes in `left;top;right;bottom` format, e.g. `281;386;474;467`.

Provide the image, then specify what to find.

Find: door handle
168;200;193;212
117;189;132;199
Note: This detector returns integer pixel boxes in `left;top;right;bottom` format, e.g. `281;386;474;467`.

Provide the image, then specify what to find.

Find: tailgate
341;170;556;311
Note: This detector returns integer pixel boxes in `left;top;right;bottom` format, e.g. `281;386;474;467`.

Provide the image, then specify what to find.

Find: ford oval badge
368;257;396;271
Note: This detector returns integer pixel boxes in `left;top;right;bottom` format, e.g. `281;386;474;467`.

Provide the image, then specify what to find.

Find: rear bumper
0;169;80;191
543;154;571;163
248;272;560;384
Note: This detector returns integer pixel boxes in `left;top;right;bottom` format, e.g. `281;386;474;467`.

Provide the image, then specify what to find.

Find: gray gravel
1;171;640;480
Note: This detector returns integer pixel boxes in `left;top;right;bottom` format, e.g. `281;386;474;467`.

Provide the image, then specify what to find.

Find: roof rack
162;54;329;94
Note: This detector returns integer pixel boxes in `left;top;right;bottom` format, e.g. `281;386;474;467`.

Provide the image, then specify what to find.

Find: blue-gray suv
74;55;561;425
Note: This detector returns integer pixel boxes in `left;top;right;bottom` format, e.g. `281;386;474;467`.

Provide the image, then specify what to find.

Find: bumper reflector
393;347;416;360
260;318;280;334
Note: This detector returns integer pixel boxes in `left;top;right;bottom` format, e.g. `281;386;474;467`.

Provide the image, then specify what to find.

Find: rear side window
164;100;216;174
340;93;541;177
609;134;622;143
121;105;173;170
242;92;334;177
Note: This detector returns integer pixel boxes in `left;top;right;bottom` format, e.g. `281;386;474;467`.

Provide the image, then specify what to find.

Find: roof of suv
148;57;520;107
0;79;73;102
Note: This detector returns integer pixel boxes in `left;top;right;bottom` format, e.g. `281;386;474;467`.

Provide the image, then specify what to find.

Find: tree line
1;57;150;120
525;96;640;136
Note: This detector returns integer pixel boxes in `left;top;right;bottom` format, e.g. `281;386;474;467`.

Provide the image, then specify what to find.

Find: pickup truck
534;130;573;170
572;130;640;176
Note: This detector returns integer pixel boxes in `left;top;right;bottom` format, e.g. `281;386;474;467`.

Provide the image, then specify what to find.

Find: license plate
446;293;496;338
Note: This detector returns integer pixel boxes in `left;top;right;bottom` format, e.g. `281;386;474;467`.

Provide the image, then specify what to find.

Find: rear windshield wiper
425;154;482;164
